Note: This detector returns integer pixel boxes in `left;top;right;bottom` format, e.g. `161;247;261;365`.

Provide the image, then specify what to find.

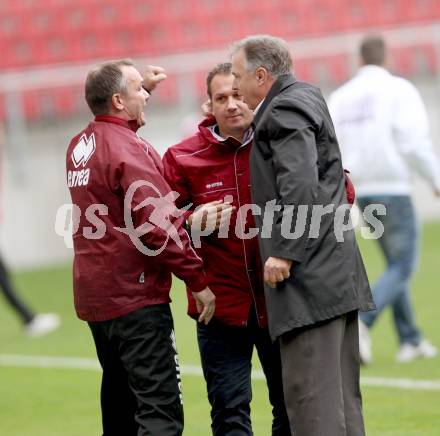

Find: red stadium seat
390;43;437;77
1;0;439;122
293;53;352;86
21;90;45;121
293;58;314;84
396;0;440;22
152;76;179;105
53;87;77;117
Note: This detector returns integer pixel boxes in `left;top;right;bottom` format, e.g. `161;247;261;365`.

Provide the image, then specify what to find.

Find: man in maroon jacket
162;63;290;436
66;59;215;436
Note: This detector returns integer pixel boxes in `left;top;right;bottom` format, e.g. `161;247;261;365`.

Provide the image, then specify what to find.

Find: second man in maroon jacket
163;63;291;436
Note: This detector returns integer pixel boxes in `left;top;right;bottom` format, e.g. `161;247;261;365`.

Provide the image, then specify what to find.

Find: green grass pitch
0;222;439;435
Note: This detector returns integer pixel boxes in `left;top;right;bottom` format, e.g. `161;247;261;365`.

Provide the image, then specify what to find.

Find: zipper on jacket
233;143;262;328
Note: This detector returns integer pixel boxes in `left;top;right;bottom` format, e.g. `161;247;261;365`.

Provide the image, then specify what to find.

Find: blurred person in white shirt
329;35;440;364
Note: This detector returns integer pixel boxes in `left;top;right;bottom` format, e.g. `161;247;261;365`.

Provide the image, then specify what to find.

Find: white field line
1;354;440;391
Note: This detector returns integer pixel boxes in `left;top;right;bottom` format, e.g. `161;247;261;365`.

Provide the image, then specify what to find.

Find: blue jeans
357;195;422;345
197;308;291;436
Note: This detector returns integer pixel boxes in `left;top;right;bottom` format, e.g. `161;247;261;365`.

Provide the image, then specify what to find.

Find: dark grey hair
230;35;292;77
85;59;134;115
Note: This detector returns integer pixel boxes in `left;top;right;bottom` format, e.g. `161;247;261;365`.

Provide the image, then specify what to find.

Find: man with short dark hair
359;35;386;65
329;35;440;364
66;59;215;436
231;34;375;436
163;62;291;436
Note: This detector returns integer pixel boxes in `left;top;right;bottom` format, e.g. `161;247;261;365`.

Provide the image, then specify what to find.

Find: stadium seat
1;0;440;122
342;0;374;29
269;8;311;39
153;77;179;105
53;87;77;117
22;90;44;121
397;0;440;22
365;0;431;26
390;43;437;77
3;34;36;69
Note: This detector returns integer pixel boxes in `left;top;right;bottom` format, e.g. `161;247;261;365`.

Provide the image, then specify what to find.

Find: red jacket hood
197;116;247;151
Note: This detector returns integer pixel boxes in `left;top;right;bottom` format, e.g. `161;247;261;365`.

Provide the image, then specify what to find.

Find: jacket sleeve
111;141;207;292
265;100;319;263
162;148;194;221
393;81;440;190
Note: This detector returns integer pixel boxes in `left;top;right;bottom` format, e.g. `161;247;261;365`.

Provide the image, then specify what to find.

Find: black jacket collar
253;73;297;127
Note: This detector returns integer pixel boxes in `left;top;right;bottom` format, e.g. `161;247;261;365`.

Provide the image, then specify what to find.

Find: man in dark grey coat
231;35;375;436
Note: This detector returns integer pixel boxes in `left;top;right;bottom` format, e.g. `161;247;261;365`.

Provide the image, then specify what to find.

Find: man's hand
435;187;440;197
192;287;216;324
143;65;167;93
188;200;235;232
264;257;293;288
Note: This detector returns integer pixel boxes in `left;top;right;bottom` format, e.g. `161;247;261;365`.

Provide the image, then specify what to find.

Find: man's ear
201;99;213;117
255;67;268;86
111;93;124;111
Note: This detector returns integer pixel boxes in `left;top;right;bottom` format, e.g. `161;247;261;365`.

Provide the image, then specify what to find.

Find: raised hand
143;65;167;93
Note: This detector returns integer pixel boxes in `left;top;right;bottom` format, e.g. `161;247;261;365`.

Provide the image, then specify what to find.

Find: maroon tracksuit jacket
66;115;207;321
163;117;267;328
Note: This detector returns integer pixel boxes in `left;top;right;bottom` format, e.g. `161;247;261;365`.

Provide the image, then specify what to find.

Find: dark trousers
88;304;184;436
0;254;34;324
197;308;291;436
280;311;365;436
